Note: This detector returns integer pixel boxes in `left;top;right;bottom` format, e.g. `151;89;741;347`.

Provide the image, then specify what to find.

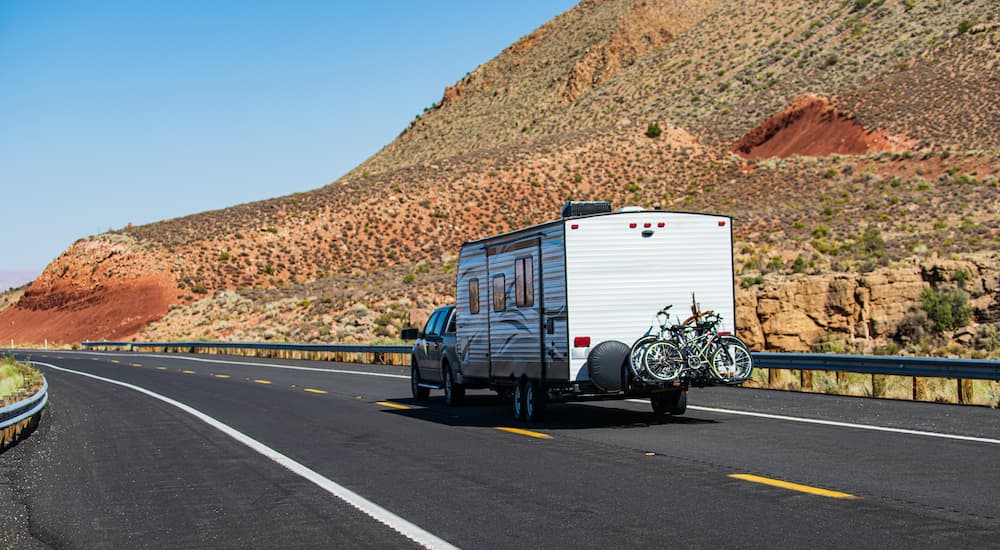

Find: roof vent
561;201;612;218
616;206;645;213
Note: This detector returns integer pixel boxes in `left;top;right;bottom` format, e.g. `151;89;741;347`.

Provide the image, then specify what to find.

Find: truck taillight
573;336;591;348
719;331;731;335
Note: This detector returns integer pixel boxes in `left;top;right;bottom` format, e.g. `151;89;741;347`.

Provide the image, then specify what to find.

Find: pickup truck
403;305;467;405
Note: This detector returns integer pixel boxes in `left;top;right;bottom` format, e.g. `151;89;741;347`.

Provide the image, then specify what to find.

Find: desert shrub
791;256;808;273
813;336;853;354
896;310;932;343
921;286;971;331
645;123;662;138
858;224;886;258
951;269;969;288
957;19;974;35
741;275;765;288
975;325;1000;352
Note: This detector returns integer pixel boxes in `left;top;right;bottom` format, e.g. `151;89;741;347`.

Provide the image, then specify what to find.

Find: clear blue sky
0;0;578;279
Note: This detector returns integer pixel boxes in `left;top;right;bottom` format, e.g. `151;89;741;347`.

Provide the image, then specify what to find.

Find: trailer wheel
443;365;465;406
651;390;686;416
524;380;546;422
512;379;526;420
411;359;429;401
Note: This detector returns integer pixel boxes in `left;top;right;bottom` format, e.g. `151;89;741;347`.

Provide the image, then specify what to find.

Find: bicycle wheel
642;341;684;381
629;335;658;380
709;335;753;384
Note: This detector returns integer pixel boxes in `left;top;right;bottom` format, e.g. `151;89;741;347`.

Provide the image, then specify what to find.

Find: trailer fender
587;340;629;392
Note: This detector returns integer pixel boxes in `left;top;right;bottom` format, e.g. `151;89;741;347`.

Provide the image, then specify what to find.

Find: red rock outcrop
0;237;181;345
733;94;915;159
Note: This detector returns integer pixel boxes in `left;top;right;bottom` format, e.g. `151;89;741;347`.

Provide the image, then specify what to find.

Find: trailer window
468;278;480;314
515;256;534;308
492;274;506;312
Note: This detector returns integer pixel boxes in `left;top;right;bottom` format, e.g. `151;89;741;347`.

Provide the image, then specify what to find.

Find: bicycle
628;305;684;382
631;301;753;385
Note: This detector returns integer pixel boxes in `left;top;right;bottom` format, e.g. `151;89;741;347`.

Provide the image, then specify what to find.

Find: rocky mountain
2;0;998;357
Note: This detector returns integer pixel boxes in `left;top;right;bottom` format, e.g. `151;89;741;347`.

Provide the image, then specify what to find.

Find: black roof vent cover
561;201;612;218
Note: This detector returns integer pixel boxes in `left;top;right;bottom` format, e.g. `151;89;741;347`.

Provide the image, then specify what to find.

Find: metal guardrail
82;341;410;354
754;352;1000;381
81;341;1000;381
0;376;48;431
81;340;412;365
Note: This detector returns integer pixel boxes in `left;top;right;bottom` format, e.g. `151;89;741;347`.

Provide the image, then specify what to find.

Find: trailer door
487;238;543;380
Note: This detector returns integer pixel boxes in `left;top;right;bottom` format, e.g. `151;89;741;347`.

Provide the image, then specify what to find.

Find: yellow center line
213;374;231;379
156;367;168;371
181;370;196;374
110;360;120;364
376;401;411;410
304;388;328;395
254;379;272;385
130;363;142;367
729;474;860;500
495;427;553;440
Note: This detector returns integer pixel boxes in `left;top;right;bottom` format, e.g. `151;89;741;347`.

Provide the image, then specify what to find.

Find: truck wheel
512;379;526;420
524;380;546;422
411;359;429;401
443;366;465;406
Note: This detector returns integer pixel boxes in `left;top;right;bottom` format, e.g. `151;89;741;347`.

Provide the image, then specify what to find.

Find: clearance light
629;223;637;229
573;336;591;348
658;222;665;228
643;223;651;228
718;221;727;227
571;224;579;230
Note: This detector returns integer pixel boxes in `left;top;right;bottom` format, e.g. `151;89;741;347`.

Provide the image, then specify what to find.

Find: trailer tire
524;380;546;422
651;390;687;416
411;359;429;401
512;379;527;420
587;340;630;392
443;365;465;406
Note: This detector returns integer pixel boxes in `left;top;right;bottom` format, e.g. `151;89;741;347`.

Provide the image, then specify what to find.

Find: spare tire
587;340;630;392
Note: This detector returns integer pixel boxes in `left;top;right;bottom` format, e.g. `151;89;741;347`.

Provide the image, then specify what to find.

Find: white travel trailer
445;202;738;421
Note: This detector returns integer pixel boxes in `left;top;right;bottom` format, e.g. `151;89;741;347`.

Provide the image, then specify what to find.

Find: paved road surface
2;350;998;548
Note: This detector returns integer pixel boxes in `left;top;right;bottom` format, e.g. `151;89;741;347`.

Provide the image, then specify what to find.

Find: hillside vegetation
1;0;998;358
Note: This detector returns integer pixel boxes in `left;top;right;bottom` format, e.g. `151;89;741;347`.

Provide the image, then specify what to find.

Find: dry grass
0;357;41;402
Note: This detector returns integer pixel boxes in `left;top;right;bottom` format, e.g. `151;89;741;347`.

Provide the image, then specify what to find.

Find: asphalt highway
2;350;999;548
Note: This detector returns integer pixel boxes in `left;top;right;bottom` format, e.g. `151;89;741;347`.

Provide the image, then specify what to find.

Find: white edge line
58;351;409;379
36;361;458;550
626;399;1000;445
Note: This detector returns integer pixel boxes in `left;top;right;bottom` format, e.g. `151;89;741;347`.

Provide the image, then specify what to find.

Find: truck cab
407;305;465;404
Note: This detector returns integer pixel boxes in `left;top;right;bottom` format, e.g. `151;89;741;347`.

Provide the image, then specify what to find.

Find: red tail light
573;336;591;348
719;331;731;335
